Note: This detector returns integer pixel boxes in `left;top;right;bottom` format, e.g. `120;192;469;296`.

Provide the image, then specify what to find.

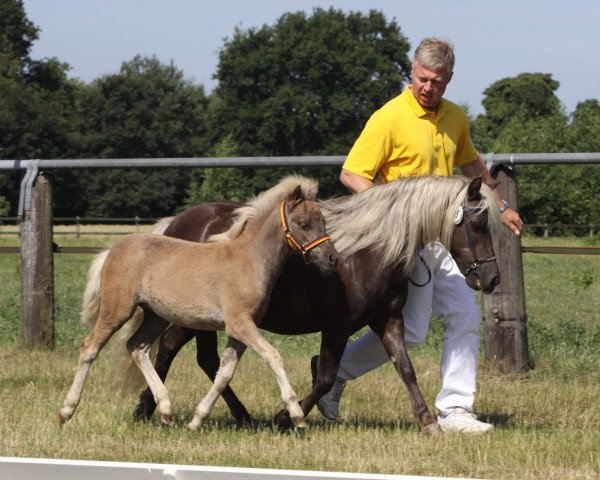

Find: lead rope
408;255;432;287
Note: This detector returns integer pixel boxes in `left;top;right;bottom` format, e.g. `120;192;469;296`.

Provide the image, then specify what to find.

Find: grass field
0;226;599;479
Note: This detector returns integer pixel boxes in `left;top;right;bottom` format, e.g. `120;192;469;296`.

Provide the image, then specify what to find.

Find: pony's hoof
274;408;293;431
186;420;200;431
57;412;68;425
293;420;308;437
159;413;175;427
293;418;308;430
422;422;443;435
133;401;156;422
236;415;257;431
132;403;154;422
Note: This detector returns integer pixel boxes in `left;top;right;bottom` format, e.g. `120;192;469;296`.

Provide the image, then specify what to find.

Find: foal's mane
320;176;501;274
210;175;319;242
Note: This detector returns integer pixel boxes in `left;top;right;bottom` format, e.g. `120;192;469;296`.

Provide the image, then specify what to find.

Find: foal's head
449;177;501;294
282;185;338;271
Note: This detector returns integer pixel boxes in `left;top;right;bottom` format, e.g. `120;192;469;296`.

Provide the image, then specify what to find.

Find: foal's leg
187;336;247;430
194;331;254;427
133;327;254;427
133;325;196;421
370;314;441;434
58;308;133;423
126;311;172;425
229;320;307;430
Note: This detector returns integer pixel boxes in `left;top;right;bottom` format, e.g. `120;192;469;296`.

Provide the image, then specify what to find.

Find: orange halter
280;200;331;262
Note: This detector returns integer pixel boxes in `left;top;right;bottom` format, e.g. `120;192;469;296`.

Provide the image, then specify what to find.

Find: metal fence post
482;164;532;371
20;171;55;348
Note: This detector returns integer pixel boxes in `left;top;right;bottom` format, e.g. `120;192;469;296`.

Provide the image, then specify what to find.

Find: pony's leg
58;317;126;423
274;329;348;430
370;315;441;434
194;331;254;427
133;325;196;421
187;336;247;431
126;312;173;425
229;321;308;430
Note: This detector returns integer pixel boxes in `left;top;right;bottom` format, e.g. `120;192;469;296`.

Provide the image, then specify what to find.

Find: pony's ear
467;176;483;201
287;185;305;207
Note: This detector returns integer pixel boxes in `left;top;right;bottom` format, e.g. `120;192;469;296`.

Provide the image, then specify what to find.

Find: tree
71;56;209;217
182;134;250;208
0;0;38;78
0;0;79;214
471;73;600;233
472;73;562;152
208;8;411;198
567;99;600;152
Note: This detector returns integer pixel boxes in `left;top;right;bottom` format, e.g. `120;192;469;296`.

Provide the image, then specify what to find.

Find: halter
455;203;497;276
280;200;331;263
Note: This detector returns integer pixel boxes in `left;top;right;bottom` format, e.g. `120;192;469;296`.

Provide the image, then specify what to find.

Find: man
312;37;523;433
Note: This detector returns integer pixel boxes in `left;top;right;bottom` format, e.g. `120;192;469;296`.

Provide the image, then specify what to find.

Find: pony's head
446;176;502;293
209;175;338;271
281;184;338;271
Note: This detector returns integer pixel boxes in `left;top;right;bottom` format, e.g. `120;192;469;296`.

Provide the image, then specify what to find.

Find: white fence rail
0;457;478;480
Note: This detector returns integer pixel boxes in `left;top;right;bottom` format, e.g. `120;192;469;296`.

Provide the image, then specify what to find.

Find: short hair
413;37;455;76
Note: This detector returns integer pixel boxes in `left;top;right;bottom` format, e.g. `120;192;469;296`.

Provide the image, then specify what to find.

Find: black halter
457;203;497;276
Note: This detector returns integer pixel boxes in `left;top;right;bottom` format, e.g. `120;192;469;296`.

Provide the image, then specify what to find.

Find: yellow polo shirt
343;86;479;182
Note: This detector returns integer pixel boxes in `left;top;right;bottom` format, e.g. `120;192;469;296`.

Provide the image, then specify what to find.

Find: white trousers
337;243;480;415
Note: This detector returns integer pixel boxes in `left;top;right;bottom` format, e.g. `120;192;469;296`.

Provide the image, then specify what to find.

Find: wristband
499;199;510;213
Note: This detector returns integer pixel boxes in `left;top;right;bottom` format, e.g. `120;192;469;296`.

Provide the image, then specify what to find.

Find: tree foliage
206;8;411;199
0;0;78;213
471;73;600;232
0;0;38;78
68;56;209;217
1;3;599;228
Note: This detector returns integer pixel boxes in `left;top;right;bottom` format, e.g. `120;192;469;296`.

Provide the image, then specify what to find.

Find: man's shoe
437;408;494;433
310;355;346;421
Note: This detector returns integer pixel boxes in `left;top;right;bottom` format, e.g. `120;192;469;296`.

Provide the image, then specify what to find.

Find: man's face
411;62;452;110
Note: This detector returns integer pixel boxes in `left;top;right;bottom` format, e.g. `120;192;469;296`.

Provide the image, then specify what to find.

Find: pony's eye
472;220;487;232
300;222;311;230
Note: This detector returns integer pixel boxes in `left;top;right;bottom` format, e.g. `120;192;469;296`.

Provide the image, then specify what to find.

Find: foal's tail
80;249;109;328
109;216;175;395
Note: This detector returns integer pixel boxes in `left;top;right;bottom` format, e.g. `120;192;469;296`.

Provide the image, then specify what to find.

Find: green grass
1;228;599;479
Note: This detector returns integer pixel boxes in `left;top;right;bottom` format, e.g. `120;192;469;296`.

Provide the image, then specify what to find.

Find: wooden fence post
20;171;55;348
482;164;532;371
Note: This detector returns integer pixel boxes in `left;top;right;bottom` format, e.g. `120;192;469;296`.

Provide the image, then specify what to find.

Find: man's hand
502;208;523;236
460;157;524;236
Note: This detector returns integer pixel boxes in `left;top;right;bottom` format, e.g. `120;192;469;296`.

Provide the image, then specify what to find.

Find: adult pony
124;175;501;434
58;175;338;431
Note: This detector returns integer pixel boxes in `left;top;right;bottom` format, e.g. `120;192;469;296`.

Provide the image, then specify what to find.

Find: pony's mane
320;176;502;274
209;175;319;242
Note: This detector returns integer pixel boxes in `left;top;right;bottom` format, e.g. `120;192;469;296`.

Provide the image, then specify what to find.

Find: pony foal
58;175;337;431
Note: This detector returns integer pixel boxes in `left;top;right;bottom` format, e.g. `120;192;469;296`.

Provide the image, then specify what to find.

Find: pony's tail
109;216;174;395
80;249;109;328
109;309;148;396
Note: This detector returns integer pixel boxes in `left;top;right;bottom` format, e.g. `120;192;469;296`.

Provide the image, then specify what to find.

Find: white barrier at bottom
0;457;480;480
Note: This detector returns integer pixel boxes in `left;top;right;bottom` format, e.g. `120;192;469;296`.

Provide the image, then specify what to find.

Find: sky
23;0;600;116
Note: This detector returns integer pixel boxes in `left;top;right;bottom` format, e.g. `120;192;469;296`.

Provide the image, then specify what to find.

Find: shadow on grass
480;411;546;431
129;409;546;435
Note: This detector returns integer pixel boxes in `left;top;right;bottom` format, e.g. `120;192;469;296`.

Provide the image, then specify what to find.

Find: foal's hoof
293;419;308;437
422;422;443;435
57;412;68;426
274;408;293;431
159;413;175;427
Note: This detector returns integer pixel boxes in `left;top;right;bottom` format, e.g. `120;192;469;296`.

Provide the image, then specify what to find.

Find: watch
499;199;510;213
